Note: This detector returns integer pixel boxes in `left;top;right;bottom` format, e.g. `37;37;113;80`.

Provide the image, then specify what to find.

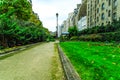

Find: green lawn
60;41;120;80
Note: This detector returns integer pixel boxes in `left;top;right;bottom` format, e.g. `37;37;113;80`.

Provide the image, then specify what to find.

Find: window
88;11;89;16
97;17;99;22
113;12;117;20
108;0;111;6
98;0;99;4
95;0;97;7
108;21;110;24
101;23;104;26
108;10;111;17
101;13;105;20
97;8;99;13
113;0;117;8
90;16;92;22
88;4;89;9
102;3;105;10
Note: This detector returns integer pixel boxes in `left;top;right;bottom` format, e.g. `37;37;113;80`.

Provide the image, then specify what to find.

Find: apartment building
78;16;87;31
62;0;87;32
74;4;81;26
87;0;120;28
76;0;87;31
82;0;87;4
62;12;75;32
68;12;75;27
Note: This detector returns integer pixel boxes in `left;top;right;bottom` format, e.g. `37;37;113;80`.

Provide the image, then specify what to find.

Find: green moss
51;43;64;80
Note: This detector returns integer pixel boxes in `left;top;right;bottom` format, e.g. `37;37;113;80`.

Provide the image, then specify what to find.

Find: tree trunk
1;35;8;48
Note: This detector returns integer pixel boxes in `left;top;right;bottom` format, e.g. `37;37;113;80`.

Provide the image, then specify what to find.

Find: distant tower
56;13;59;38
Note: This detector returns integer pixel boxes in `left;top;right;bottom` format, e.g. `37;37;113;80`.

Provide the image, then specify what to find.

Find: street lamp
56;13;59;38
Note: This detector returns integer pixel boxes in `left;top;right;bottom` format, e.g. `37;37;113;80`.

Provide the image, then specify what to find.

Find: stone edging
0;43;40;57
57;44;81;80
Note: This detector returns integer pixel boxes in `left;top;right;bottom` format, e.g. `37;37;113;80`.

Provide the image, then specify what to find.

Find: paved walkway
0;42;63;80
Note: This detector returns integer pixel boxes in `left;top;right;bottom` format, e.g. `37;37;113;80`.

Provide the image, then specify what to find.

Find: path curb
0;43;41;58
57;44;81;80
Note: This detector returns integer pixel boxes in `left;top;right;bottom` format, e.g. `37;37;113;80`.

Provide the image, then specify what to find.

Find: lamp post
56;13;58;38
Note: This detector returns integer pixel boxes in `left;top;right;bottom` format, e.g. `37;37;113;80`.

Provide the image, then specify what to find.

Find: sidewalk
0;42;64;80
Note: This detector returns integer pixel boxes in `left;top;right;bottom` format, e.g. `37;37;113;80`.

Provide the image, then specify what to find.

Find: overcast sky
32;0;81;32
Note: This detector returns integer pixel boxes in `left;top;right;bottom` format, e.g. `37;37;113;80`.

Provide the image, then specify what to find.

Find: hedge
100;32;120;42
79;32;120;42
79;34;102;42
78;20;120;35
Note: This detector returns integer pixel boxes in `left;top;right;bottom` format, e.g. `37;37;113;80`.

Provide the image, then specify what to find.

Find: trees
68;26;78;37
0;0;50;48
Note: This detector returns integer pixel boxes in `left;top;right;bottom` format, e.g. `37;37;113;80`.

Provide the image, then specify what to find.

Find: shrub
79;34;102;42
68;26;78;37
79;20;120;36
70;36;79;41
100;31;120;42
0;46;4;50
79;32;120;42
59;35;69;42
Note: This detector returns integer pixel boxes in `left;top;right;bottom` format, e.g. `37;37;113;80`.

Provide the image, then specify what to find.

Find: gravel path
0;42;63;80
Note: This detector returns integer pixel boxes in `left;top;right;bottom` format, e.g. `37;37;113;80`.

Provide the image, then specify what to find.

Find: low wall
57;44;81;80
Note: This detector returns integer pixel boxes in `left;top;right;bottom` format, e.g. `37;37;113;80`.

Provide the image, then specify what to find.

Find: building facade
74;4;81;26
76;0;87;30
62;20;69;33
78;16;87;31
62;0;87;32
68;12;75;27
62;12;75;33
87;0;120;28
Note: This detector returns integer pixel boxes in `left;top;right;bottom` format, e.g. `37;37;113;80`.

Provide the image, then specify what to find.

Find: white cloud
32;0;81;31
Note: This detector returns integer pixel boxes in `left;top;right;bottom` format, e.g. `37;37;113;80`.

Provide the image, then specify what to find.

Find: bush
0;46;4;50
100;31;120;42
49;37;55;42
79;20;120;36
79;34;102;42
70;36;79;41
59;35;69;42
68;26;78;37
78;32;120;42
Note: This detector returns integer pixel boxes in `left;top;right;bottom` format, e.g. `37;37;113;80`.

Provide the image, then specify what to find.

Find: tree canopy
0;0;50;48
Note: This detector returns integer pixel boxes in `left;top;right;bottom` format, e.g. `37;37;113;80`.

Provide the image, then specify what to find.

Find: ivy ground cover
60;41;120;80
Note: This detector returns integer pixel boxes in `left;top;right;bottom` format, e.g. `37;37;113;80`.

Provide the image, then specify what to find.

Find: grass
60;41;120;80
51;43;65;80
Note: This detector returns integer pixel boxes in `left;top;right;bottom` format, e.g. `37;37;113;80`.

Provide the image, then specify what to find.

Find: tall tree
0;0;50;48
